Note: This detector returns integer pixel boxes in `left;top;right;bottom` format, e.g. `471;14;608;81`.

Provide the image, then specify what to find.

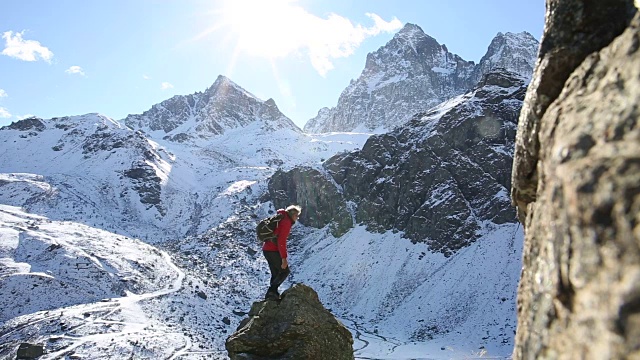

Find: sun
218;0;307;59
193;0;402;77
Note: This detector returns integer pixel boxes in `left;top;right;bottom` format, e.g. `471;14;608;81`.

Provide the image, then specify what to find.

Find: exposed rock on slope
268;167;353;237
511;1;640;359
225;284;354;360
0;114;171;223
274;69;526;256
305;23;538;133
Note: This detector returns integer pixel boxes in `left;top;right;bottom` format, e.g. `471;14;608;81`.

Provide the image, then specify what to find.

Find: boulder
225;284;354;360
16;343;44;359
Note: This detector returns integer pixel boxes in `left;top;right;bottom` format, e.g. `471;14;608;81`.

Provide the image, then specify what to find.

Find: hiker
262;205;301;300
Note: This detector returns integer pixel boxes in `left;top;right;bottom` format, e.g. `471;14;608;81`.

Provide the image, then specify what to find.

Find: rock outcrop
511;1;640;359
511;0;638;221
16;343;44;359
225;284;354;360
268;167;353;237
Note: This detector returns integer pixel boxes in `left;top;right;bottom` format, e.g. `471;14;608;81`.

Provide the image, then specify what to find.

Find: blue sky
0;0;545;129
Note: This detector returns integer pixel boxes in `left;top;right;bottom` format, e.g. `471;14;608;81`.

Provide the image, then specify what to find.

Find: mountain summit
124;75;301;142
474;31;540;81
304;24;539;133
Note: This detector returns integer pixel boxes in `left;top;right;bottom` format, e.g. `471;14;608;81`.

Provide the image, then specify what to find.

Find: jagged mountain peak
264;98;276;107
124;75;300;139
487;31;539;56
476;31;539;79
305;24;478;133
393;23;435;43
373;22;442;62
304;24;539;134
495;31;537;41
213;74;231;85
397;22;423;34
206;74;258;100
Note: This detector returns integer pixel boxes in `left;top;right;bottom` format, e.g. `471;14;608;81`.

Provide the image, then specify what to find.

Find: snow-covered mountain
0;107;369;242
473;31;540;82
0;203;264;359
1;25;529;360
0;84;371;358
124;75;302;142
304;23;538;133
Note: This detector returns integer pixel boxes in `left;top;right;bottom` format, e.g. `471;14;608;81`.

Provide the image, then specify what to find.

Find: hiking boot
264;290;280;301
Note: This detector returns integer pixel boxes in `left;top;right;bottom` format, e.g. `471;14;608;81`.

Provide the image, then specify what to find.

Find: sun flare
220;0;307;59
204;0;402;77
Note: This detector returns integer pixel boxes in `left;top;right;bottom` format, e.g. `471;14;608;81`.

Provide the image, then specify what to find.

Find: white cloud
143;75;151;80
161;82;174;90
0;89;6;98
65;65;85;76
0;107;11;118
213;0;402;76
17;114;34;120
1;31;54;63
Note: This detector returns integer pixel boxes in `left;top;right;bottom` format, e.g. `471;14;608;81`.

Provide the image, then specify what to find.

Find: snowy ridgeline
0;113;372;242
0;202;522;359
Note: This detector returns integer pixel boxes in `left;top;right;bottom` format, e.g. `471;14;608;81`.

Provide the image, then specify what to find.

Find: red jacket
262;209;292;259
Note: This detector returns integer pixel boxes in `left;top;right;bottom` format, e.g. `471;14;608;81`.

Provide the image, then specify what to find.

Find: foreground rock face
225;284;354;360
511;1;640;359
511;0;638;221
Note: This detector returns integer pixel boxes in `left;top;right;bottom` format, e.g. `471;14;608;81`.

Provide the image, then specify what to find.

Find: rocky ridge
273;69;526;256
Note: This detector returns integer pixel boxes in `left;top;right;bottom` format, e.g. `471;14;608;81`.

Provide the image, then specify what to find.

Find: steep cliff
275;69;526;256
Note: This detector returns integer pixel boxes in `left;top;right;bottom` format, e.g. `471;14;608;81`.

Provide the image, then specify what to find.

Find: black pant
263;251;290;293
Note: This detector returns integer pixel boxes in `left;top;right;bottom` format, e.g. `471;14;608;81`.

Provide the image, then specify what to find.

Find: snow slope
290;223;523;359
0;114;371;242
0;205;196;358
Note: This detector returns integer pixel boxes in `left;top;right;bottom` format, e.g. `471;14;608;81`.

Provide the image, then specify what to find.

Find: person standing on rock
262;205;301;300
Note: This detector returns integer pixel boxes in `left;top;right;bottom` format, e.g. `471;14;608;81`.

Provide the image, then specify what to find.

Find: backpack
256;213;284;243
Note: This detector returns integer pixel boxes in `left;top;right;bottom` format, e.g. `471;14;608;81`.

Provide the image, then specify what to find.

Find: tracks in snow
2;250;190;359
